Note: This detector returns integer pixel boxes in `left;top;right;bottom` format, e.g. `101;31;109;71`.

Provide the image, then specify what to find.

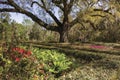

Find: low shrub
32;48;72;77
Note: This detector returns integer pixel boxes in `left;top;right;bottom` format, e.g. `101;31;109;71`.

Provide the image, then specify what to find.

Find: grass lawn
25;42;120;80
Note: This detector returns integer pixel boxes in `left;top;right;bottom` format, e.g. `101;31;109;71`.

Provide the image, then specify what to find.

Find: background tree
0;12;11;41
29;23;41;40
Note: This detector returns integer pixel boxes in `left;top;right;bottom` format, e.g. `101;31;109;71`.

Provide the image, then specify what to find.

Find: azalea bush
10;47;32;62
0;45;39;80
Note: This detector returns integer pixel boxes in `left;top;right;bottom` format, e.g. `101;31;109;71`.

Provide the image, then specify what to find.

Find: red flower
12;47;32;59
15;57;21;62
18;49;25;54
12;47;26;54
26;51;32;56
90;45;106;49
12;47;20;51
12;48;16;51
16;47;20;50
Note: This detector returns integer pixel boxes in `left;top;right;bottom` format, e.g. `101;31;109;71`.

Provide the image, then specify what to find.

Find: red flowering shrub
0;46;39;80
15;57;21;62
11;47;32;62
90;45;106;49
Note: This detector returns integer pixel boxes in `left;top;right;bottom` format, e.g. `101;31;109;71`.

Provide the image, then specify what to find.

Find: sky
9;5;59;24
10;9;59;24
10;13;25;23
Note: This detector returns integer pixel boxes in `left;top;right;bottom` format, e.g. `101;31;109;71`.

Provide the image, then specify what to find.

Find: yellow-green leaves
32;48;72;74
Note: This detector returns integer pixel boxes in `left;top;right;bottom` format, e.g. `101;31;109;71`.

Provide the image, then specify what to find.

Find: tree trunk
59;31;68;42
59;26;70;43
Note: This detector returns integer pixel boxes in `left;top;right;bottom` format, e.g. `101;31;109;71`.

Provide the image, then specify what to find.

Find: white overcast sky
9;5;59;24
10;13;27;23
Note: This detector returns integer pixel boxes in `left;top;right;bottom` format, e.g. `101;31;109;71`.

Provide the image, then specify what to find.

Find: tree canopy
0;0;120;42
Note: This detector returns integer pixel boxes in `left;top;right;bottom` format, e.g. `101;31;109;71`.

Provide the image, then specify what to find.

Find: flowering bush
90;45;106;49
0;46;39;80
11;47;32;62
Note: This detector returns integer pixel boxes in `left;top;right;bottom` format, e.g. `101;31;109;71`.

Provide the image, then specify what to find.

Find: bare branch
68;0;75;13
31;1;62;26
51;0;64;11
90;14;106;17
0;0;58;32
0;1;9;5
0;8;17;12
79;22;86;30
54;3;64;11
70;18;79;27
7;0;25;12
93;8;112;15
41;0;46;7
70;17;98;30
84;19;97;30
52;0;63;4
23;11;59;31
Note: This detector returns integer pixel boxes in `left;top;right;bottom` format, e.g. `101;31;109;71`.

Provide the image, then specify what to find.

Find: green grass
21;42;120;79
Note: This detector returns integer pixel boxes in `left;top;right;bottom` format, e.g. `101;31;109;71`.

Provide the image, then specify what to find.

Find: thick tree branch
54;3;64;11
0;8;17;12
0;1;9;5
70;14;106;28
93;8;112;15
79;22;86;30
84;20;97;30
70;17;98;31
68;0;75;13
23;11;59;31
0;0;58;32
31;1;62;26
69;18;79;27
70;18;89;28
63;0;69;23
41;0;46;7
90;14;106;17
52;0;63;4
51;0;64;11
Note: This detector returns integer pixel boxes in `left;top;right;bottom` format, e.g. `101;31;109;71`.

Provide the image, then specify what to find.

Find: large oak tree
0;0;119;42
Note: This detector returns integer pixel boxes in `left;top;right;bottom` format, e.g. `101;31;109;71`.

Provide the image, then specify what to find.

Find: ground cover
0;41;120;80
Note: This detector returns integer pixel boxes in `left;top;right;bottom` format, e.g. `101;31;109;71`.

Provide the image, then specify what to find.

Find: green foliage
93;20;120;42
16;23;29;41
0;44;72;79
29;23;41;40
0;45;38;80
32;48;72;75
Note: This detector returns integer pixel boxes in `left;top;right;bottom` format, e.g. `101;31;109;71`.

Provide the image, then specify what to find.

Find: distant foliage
94;20;120;42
